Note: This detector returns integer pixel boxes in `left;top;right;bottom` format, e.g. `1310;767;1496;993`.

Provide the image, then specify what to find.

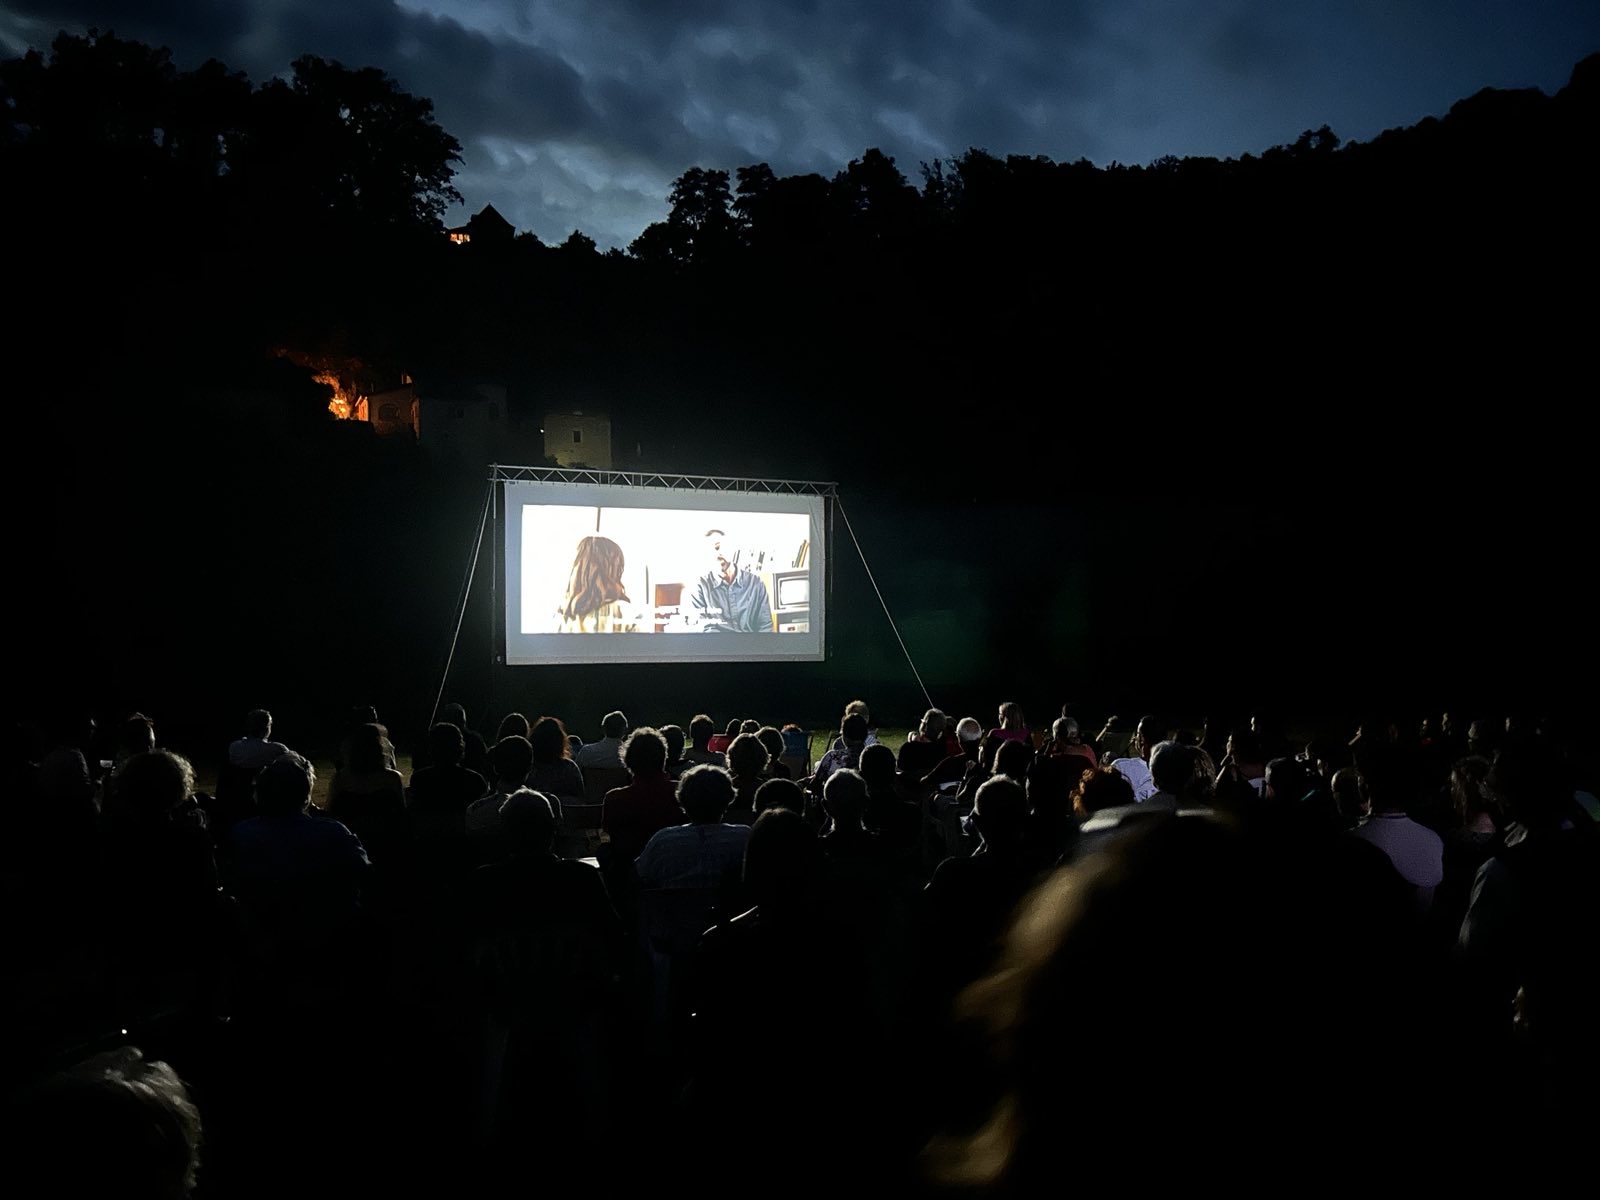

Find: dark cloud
2;0;1596;246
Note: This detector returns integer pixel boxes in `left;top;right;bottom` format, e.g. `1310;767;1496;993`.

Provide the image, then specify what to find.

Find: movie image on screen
502;480;826;666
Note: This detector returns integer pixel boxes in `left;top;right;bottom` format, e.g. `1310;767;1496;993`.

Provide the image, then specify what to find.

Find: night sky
2;1;1595;248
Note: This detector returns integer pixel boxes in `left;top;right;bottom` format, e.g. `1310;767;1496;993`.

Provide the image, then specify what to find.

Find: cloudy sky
3;1;1595;247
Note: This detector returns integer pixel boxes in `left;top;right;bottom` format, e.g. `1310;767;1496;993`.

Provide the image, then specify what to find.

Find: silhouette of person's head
660;724;686;762
109;750;195;824
622;727;668;777
921;708;949;739
726;733;769;781
756;725;786;765
1133;715;1168;761
492;734;535;785
1331;766;1368;824
973;775;1027;849
858;743;897;792
346;724;389;773
739;719;761;735
500;788;558;856
1073;767;1135;818
497;712;531;742
1150;741;1199;796
744;808;820;910
257;753;316;815
601;710;628;740
1264;756;1311;804
440;702;470;730
118;713;155;761
997;701;1025;731
689;714;715;748
755;776;805;816
428;722;465;769
10;1045;202;1198
995;739;1033;781
527;718;569;766
678;763;734;823
244;708;273;739
840;713;869;747
823;768;868;832
1449;755;1497;828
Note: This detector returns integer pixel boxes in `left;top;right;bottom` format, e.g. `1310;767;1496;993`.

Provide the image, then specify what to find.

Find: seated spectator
440;702;491;779
723;733;769;824
830;699;880;751
230;753;368;940
1349;744;1444;910
935;815;1422;1183
756;726;791;777
1108;715;1166;802
327;723;407;865
338;705;396;772
684;714;725;768
1224;726;1267;795
407;721;488;861
810;713;869;794
602;727;683;868
466;735;535;862
1331;766;1368;828
101;750;219;968
987;700;1032;747
1459;744;1600;1089
689;810;878;1175
659;724;689;778
923;775;1036;995
754;776;806;818
1145;741;1191;809
228;708;291;769
861;742;921;852
924;716;984;788
1071;766;1136;820
821;768;880;868
636;765;749;892
897;708;951;780
496;712;532;742
1043;715;1097;768
526;716;585;805
114;712;156;765
5;1046;203;1198
470;788;624;1009
409;722;487;812
575;710;628;769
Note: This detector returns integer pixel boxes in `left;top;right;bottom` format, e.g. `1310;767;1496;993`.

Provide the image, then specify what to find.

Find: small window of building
572;429;583;444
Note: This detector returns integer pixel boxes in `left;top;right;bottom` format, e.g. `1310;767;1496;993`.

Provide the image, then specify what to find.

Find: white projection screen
502;479;826;665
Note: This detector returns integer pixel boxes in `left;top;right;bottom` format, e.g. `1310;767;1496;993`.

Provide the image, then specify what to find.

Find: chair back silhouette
582;766;630;805
638;886;720;1028
779;753;809;780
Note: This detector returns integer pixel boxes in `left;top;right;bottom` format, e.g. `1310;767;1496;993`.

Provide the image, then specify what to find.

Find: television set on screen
775;572;809;609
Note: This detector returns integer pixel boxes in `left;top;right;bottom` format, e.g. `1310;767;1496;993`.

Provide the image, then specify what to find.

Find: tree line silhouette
5;29;1595;736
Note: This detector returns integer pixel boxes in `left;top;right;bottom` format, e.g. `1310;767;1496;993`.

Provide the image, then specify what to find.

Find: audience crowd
3;698;1596;1194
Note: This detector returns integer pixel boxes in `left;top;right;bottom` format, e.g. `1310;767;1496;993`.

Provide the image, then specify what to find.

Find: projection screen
502;479;826;665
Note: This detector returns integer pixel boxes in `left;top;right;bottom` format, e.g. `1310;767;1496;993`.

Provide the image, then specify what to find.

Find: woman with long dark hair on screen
556;535;639;632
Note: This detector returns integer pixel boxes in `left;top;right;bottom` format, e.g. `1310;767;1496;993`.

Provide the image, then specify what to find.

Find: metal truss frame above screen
490;464;838;497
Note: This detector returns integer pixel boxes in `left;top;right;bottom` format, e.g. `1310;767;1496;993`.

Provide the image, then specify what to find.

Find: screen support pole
428;473;495;731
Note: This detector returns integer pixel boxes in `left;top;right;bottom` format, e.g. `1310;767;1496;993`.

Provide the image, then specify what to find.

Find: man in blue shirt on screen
690;528;773;632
